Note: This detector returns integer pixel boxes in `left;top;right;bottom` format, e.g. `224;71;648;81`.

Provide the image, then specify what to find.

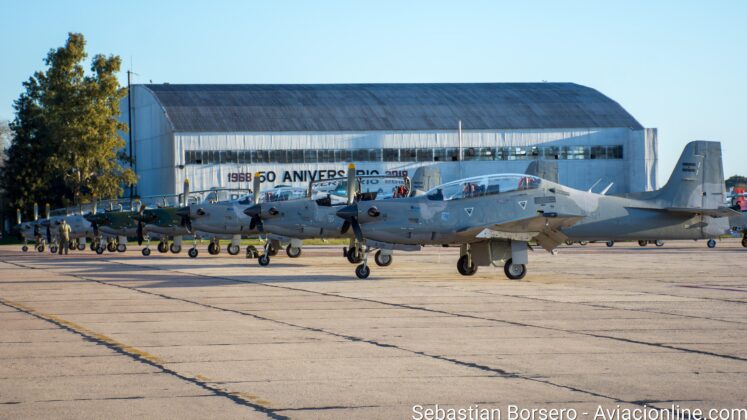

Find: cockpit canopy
426;174;541;201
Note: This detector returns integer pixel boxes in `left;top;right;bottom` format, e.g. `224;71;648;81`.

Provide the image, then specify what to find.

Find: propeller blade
346;163;356;205
33;203;38;221
182;179;191;206
136;220;144;245
16;209;21;225
340;220;350;235
350;218;363;243
252;173;261;205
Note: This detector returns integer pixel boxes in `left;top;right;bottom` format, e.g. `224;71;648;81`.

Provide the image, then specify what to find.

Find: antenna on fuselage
587;179;602;193
346;163;356;205
252;173;261;205
600;182;614;195
33;203;39;221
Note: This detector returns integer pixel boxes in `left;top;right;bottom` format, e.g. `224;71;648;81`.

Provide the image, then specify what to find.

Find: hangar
121;83;658;198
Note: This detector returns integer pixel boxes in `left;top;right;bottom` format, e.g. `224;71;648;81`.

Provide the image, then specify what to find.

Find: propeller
338;164;363;241
176;179;193;233
243;172;264;231
33;203;39;222
16;208;21;226
135;203;146;245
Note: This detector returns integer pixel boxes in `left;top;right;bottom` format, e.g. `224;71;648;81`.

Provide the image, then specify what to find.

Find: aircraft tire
96;247;105;255
170;243;182;254
564;240;574;246
267;244;278;257
36;244;45;252
77;243;86;251
504;259;526;280
346;248;362;264
117;244;126;253
258;254;270;266
246;245;258;258
227;244;240;255
107;242;117;252
142;248;151;256
22;245;28;252
655;240;664;247
707;239;717;249
456;255;477;276
374;250;392;267
90;242;96;251
286;245;302;258
606;241;614;247
208;242;219;255
188;248;198;258
637;240;647;247
50;245;58;254
579;241;588;246
157;242;168;253
742;237;747;248
355;264;370;279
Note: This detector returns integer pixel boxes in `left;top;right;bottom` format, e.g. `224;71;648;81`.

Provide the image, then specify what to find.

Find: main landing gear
456;241;529;280
707;239;717;249
257;241;279;266
742;233;747;248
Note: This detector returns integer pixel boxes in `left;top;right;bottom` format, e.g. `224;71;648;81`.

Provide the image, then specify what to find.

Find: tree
0;120;10;168
1;32;136;213
726;175;746;190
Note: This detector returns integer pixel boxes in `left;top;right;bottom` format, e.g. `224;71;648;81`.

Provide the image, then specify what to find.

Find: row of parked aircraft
12;141;747;279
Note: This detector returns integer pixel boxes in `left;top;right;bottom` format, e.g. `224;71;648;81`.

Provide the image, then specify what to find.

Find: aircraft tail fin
526;160;558;183
656;141;725;209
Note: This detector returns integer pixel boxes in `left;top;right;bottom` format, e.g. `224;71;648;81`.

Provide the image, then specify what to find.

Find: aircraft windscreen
427;175;541;201
263;187;307;203
311;177;410;204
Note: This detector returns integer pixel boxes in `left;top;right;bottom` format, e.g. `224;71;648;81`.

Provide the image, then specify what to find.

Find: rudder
659;141;725;209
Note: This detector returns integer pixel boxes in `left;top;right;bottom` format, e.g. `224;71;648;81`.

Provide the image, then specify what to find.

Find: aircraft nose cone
244;204;261;218
336;204;358;220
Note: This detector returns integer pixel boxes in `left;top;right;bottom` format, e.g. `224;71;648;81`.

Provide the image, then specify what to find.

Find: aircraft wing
461;212;586;252
626;206;742;218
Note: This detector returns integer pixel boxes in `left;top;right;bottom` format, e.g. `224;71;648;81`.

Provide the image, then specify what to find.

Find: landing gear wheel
107;242;117;252
22;245;28;252
504;259;527;280
227;244;240;255
606;240;615;247
564;240;574;246
707;239;716;249
142;248;151;256
456;255;477;276
246;245;259;258
96;246;105;255
188;248;198;258
355;264;370;279
374;250;392;267
346;247;362;264
157;242;168;253
170;243;182;254
258;254;270;266
655;240;664;247
742;237;747;248
208;242;220;255
117;244;126;253
69;241;76;251
638;240;648;247
50;245;58;254
90;242;96;251
579;241;588;246
267;244;278;257
36;244;45;252
77;243;86;251
285;245;302;258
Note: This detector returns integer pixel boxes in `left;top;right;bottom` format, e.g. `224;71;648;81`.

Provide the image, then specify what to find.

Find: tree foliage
726;175;746;189
1;32;136;213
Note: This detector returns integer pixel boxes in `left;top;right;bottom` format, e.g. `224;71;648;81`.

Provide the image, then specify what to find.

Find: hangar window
224;150;238;164
351;149;368;162
400;149;417;162
304;150;318;163
508;147;527;160
270;150;287;163
416;148;433;162
528;147;540;159
252;150;269;163
607;145;623;159
543;146;560;160
565;146;589;160
318;150;335;163
383;149;399;162
289;150;304;163
590;146;607;159
334;149;351;162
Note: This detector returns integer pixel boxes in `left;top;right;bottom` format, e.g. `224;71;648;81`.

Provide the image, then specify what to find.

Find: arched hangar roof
141;82;643;132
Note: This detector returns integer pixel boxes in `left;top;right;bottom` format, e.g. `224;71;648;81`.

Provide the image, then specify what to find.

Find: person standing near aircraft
58;219;72;255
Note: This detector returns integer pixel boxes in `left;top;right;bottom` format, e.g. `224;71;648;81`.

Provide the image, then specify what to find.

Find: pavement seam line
0;297;286;420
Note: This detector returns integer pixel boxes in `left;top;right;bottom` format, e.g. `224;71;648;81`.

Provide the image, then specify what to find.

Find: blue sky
1;0;745;179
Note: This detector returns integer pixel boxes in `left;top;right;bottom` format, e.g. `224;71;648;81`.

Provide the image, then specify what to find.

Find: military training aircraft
335;141;735;279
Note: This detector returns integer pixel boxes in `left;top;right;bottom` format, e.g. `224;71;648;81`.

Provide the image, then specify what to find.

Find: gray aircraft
243;164;415;267
336;141;735;279
177;176;307;258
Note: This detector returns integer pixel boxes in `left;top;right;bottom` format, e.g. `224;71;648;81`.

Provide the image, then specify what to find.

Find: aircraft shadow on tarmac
8;256;360;286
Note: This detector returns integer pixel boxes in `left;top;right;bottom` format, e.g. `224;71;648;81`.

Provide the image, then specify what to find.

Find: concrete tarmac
1;240;746;419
